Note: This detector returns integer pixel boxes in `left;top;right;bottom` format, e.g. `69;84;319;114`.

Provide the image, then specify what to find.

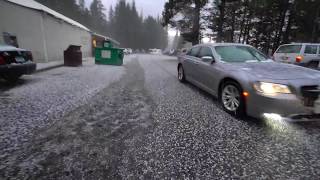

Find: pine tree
78;0;85;11
90;0;107;34
162;0;209;45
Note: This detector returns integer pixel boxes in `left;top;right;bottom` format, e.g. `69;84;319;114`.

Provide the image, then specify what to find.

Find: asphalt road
1;55;320;179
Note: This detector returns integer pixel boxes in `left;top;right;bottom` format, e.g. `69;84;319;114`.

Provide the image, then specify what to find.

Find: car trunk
0;50;32;65
274;45;303;64
274;52;300;64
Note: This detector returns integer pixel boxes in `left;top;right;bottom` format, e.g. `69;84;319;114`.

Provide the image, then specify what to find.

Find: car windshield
215;46;268;62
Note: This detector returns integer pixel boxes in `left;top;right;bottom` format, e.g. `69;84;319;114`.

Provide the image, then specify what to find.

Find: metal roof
92;33;121;45
6;0;90;31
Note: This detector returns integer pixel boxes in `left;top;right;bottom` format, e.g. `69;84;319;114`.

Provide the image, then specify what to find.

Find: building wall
0;1;46;61
42;13;91;61
0;1;91;63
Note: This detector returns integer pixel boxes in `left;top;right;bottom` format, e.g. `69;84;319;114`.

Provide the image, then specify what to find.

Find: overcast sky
85;0;167;18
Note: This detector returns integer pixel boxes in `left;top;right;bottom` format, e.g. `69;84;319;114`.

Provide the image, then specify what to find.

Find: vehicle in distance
273;43;320;69
178;43;320;121
149;48;162;55
124;48;133;55
0;44;36;82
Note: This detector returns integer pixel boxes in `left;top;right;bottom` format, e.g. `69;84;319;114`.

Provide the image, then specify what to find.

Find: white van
273;43;320;68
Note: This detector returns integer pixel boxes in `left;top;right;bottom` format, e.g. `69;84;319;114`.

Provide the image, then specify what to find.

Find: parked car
124;48;133;55
169;49;176;56
273;43;320;69
177;48;188;58
163;49;176;56
149;49;162;55
0;44;36;82
178;43;320;121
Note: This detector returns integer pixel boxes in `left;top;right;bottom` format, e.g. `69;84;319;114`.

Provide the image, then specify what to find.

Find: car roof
280;43;320;46
197;43;252;47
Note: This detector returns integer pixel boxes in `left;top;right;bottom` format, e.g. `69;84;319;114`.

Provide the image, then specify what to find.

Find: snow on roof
92;33;120;45
6;0;90;31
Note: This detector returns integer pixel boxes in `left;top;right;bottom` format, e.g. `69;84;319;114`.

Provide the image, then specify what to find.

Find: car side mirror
201;56;215;63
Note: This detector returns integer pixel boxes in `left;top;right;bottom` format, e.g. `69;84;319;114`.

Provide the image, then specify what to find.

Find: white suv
273;43;320;69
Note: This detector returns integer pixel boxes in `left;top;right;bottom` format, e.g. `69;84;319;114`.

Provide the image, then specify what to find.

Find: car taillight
26;51;33;61
296;55;303;63
0;55;6;65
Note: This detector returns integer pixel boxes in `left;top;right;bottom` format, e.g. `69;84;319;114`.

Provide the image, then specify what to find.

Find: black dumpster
64;45;82;67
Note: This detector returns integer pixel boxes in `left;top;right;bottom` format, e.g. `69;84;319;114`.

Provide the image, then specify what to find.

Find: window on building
3;32;19;48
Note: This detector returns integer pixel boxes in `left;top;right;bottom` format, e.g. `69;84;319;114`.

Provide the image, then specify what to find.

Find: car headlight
253;82;291;94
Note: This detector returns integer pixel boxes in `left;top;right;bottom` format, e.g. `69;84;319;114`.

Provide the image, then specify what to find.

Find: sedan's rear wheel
178;65;186;83
307;61;319;69
2;74;22;83
220;82;245;117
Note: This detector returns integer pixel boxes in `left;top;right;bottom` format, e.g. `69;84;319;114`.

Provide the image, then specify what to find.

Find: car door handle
193;62;200;65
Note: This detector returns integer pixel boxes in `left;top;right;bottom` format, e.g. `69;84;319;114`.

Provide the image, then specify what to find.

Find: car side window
276;45;302;53
199;47;213;58
304;45;317;54
187;47;201;57
186;49;192;56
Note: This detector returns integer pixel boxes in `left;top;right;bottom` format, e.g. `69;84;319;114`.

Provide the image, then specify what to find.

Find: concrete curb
35;58;94;73
35;63;64;73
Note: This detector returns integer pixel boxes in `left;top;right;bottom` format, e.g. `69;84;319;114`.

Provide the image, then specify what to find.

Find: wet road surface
1;55;320;179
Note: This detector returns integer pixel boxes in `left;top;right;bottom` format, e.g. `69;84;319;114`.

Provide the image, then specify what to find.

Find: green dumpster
95;41;124;66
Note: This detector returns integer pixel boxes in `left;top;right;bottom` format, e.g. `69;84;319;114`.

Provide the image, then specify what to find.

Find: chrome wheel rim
222;85;240;112
178;66;183;80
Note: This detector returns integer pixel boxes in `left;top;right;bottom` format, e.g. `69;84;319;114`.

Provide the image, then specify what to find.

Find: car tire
2;74;22;83
178;65;186;83
220;81;246;117
307;61;319;69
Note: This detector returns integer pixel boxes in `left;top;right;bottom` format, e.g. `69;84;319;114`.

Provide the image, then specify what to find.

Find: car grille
301;86;320;107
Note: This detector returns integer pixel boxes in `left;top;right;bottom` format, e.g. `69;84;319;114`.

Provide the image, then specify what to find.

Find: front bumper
0;62;36;75
246;92;320;121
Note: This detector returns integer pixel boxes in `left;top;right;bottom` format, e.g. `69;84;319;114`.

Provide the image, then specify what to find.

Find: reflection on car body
177;43;320;122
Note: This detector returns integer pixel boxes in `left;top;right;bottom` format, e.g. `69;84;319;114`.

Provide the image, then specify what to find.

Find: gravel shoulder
1;57;155;179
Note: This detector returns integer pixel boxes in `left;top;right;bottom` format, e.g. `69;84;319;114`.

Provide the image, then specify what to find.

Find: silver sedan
177;43;320;121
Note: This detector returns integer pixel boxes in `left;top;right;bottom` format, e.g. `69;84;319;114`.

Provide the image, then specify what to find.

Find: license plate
315;98;320;114
15;56;25;63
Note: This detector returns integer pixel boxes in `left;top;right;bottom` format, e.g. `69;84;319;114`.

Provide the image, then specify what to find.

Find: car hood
226;61;320;80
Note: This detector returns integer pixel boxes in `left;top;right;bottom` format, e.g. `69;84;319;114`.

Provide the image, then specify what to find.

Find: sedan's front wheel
178;65;186;83
220;82;245;117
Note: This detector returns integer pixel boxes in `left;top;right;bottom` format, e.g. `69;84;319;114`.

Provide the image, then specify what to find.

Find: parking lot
1;54;320;179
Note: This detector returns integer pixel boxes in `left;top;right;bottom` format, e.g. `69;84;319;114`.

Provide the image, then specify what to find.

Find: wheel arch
218;77;247;116
218;77;243;98
177;63;183;70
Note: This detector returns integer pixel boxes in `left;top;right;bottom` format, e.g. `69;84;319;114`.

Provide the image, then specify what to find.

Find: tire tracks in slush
1;59;156;180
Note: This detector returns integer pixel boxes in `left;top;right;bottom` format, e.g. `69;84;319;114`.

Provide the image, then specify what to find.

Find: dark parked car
0;44;36;82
